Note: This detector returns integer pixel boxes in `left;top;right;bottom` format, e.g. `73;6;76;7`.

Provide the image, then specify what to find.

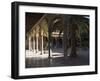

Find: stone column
63;15;71;57
41;30;44;54
33;36;35;53
29;36;32;51
36;33;39;53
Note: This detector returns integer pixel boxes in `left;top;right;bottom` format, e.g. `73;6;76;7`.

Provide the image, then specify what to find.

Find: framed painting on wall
11;1;98;79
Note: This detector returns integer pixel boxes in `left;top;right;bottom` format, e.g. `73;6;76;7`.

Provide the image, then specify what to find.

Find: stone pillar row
28;32;44;55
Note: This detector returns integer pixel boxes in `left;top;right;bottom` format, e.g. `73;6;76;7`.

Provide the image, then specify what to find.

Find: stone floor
25;47;89;68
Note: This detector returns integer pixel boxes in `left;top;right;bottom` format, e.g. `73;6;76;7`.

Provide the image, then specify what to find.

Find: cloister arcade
25;13;89;68
25;14;64;57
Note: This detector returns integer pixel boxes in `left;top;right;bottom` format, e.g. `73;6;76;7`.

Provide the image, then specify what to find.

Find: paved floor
25;47;89;68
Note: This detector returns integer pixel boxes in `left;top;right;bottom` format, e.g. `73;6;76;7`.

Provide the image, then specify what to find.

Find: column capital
41;30;43;36
36;33;39;37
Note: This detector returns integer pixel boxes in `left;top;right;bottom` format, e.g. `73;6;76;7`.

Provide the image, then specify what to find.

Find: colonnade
28;30;44;55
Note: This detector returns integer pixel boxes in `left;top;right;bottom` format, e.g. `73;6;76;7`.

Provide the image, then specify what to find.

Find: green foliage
70;15;89;40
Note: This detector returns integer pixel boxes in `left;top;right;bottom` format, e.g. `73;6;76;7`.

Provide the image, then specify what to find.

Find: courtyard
25;13;89;68
26;47;89;68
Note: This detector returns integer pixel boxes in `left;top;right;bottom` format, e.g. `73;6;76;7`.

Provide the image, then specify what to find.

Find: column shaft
41;35;44;54
36;34;39;53
33;36;35;53
29;37;31;51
